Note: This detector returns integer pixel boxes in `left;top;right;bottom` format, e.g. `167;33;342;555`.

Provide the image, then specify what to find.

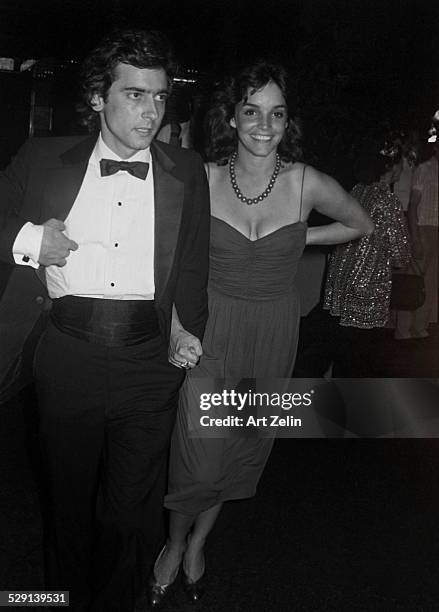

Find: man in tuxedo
0;29;210;611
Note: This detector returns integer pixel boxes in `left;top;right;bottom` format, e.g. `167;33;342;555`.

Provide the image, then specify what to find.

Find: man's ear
229;116;237;129
90;93;104;112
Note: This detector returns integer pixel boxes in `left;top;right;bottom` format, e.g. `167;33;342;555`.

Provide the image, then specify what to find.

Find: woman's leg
183;503;223;581
154;503;223;583
153;510;195;584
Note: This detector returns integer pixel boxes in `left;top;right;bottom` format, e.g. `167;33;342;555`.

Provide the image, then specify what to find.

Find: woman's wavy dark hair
204;61;302;164
77;29;177;132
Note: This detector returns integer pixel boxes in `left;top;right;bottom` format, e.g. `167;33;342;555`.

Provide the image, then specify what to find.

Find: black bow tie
100;158;149;180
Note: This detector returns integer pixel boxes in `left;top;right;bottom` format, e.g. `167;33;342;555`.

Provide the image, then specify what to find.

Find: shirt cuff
12;222;44;268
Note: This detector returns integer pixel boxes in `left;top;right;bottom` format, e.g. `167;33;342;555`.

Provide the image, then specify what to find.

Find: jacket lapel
151;141;184;304
41;135;97;222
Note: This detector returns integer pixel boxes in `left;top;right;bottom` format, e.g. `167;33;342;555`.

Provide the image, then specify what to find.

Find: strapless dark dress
165;216;307;514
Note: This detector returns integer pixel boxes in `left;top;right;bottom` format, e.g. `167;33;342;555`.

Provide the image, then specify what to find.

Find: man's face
91;63;169;158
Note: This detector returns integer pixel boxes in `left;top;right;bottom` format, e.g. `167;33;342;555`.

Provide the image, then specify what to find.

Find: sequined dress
324;182;410;328
165;216;307;514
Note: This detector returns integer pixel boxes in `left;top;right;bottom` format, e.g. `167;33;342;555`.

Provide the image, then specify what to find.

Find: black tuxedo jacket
0;135;210;397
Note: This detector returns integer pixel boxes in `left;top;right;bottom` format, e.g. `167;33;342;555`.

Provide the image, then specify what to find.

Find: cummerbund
50;296;160;347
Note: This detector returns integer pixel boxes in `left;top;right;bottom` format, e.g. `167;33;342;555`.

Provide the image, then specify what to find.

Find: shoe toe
183;571;207;603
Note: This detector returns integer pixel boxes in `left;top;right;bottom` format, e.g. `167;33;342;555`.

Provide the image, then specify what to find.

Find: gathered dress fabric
165;213;307;515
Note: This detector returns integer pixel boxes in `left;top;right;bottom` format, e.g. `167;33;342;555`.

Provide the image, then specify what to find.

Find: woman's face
230;81;288;158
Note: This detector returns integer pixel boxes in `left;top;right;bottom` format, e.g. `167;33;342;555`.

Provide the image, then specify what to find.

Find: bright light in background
427;109;438;142
20;59;37;72
0;57;14;71
173;77;196;84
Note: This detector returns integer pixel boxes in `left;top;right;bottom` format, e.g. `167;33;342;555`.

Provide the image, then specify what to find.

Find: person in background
393;129;420;210
393;129;421;339
395;141;438;339
155;86;192;148
149;60;374;607
324;140;411;375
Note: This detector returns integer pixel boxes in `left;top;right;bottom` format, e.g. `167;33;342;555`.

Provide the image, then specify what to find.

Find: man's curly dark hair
77;29;177;132
204;61;302;165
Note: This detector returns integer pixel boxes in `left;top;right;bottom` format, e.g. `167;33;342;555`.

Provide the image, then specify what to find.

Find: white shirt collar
91;133;151;166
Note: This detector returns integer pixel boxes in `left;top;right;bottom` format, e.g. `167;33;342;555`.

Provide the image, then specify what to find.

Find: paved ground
1;325;438;611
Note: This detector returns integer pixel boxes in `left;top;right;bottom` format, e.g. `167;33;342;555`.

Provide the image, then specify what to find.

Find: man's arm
0;140;78;267
0;140;33;263
174;152;210;340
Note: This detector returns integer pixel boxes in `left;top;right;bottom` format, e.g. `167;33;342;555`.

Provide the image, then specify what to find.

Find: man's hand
169;328;203;370
38;218;78;267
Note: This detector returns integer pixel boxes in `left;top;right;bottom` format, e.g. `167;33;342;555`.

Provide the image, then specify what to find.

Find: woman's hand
169;304;203;370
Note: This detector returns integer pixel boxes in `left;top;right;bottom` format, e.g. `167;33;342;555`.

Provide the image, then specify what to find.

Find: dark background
0;0;438;174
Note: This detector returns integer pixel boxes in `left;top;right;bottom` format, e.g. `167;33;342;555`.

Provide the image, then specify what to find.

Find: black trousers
34;321;184;611
331;323;384;378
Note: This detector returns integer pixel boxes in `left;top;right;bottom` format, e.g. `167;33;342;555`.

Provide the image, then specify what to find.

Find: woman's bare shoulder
281;161;319;178
299;164;341;191
281;162;325;193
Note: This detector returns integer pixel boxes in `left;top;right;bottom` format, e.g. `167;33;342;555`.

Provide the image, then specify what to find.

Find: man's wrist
12;222;44;268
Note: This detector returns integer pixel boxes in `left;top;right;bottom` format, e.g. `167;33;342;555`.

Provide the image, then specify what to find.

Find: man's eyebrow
122;86;169;94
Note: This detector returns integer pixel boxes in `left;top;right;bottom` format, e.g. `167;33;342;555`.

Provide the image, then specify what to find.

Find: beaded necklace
229;151;281;205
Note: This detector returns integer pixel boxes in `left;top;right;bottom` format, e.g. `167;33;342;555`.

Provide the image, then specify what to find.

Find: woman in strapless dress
149;61;374;606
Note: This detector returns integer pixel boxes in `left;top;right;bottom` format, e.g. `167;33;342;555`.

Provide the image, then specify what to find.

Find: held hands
168;327;203;370
38;218;78;267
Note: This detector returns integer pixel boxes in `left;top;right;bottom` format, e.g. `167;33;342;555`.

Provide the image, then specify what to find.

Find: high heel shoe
182;569;207;603
182;545;207;603
148;544;181;609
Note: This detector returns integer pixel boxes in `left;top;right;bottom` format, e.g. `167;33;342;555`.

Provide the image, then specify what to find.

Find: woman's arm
303;167;374;246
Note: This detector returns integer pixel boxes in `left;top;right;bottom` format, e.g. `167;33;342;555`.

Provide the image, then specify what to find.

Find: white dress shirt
13;135;156;300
